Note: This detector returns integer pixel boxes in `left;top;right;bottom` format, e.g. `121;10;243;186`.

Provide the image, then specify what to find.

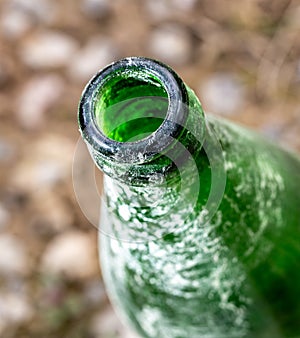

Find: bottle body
78;57;300;338
99;115;300;338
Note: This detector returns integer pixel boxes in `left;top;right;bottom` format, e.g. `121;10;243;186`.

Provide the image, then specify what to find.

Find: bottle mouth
78;57;189;164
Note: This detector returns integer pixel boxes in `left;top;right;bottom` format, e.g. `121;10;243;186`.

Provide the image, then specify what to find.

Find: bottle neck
78;57;206;187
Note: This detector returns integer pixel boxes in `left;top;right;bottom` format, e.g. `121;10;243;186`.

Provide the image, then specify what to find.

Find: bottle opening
94;71;168;142
79;57;189;164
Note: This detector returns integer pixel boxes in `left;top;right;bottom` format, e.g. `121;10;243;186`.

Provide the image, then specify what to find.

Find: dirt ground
0;0;299;337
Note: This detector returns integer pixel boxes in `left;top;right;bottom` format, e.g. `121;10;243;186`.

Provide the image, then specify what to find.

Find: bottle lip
78;56;189;164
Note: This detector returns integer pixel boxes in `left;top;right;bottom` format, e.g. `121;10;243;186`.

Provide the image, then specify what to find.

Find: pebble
199;73;245;115
0;291;33;325
81;0;111;20
69;37;117;81
20;31;78;69
121;328;142;338
41;231;98;279
90;308;141;338
0;57;14;88
0;64;7;87
261;124;283;143
1;0;57;40
280;121;300;152
72;137;102;229
90;308;122;337
0;139;15;163
0;204;10;231
16;74;64;130
8;0;57;23
289;4;300;29
83;279;106;307
144;0;170;20
1;9;32;39
171;0;197;11
145;0;197;20
0;234;29;276
0;320;4;336
29;191;73;237
297;60;300;82
11;134;74;192
148;25;191;65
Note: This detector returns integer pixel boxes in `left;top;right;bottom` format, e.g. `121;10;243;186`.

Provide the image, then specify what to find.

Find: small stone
144;0;170;20
0;65;8;87
0;320;4;336
260;123;283;142
90;308;141;338
16;74;64;130
0;204;10;231
0;57;14;88
297;60;300;82
121;329;141;338
81;0;111;20
83;279;106;307
0;139;15;163
11;134;74;192
200;73;245;115
144;0;196;20
72;137;102;229
90;308;122;337
289;4;300;29
0;291;33;324
29;191;73;237
148;25;191;65
1;9;32;39
69;37;117;81
171;0;197;11
280;121;300;152
20;31;78;69
41;231;98;279
1;0;57;40
0;234;29;276
9;0;57;23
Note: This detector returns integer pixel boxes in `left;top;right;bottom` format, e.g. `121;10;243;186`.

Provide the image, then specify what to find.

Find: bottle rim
78;56;189;164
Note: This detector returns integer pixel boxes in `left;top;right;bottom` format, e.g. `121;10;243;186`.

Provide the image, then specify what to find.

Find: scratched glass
78;57;300;338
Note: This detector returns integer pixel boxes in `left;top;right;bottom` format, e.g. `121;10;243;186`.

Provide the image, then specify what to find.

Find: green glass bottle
78;57;300;338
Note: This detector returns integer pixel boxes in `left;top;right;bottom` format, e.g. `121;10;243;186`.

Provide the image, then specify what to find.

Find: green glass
78;57;300;338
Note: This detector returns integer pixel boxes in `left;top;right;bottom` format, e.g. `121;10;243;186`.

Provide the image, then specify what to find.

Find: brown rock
40;231;98;279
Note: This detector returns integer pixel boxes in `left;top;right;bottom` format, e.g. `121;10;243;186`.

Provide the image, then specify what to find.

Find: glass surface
100;117;300;338
78;57;300;338
94;72;168;142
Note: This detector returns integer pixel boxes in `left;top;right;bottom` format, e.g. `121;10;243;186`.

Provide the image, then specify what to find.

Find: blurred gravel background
0;0;299;337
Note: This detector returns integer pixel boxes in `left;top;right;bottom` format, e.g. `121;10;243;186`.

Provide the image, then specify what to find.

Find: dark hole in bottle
94;70;169;143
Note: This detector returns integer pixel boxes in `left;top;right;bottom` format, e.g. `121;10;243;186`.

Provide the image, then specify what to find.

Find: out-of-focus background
0;0;299;337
